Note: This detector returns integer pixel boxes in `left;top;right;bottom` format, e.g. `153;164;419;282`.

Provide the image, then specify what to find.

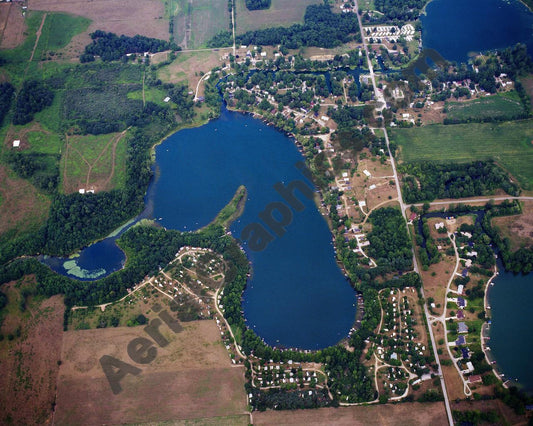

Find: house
457;284;464;295
465;361;474;373
457;297;466;308
461;268;468;278
369;184;376;190
457;309;465;319
455;335;466;346
469;374;482;384
163;97;170;103
363;169;371;177
461;347;470;359
12;140;20;147
435;222;445;230
458;322;468;334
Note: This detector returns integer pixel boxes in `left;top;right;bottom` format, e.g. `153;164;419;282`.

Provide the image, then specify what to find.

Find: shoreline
482;260;530;392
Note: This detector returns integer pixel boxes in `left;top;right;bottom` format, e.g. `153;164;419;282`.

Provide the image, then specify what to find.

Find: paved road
411;196;533;208
354;2;453;422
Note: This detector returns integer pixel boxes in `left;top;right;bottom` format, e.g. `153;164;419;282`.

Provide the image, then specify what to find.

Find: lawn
235;0;320;34
390;119;533;190
358;0;376;11
445;92;525;122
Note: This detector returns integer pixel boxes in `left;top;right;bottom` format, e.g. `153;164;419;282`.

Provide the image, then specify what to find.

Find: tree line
210;4;360;49
0;82;14;125
81;31;178;62
399;161;520;203
12;80;54;125
245;0;270;10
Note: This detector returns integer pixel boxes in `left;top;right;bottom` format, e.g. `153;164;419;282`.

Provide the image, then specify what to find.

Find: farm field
0;3;27;49
172;0;228;49
28;0;168;40
253;401;448;425
235;0;320;34
0;279;64;425
28;0;168;54
445;92;524;122
30;12;90;62
390;119;533;190
54;320;247;425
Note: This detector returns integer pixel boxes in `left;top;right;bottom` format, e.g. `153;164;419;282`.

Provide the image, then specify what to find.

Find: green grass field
173;0;229;48
26;131;62;155
445;92;524;122
127;87;169;106
390;119;533;189
235;0;320;34
31;13;90;62
0;12;90;85
62;132;127;192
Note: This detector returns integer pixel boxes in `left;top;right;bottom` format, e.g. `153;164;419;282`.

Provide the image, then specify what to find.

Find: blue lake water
152;108;357;349
488;262;533;393
44;106;357;349
422;0;533;63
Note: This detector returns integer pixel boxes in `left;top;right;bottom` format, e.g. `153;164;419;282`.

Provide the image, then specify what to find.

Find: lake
422;0;533;63
44;106;357;350
151;107;357;349
488;261;533;393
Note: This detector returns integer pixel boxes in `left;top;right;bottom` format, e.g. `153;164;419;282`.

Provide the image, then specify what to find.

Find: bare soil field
418;253;455;316
55;320;247;425
491;200;533;251
28;0;168;56
441;363;467;401
0;283;64;425
253;401;448;425
0;3;27;49
0;164;50;237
